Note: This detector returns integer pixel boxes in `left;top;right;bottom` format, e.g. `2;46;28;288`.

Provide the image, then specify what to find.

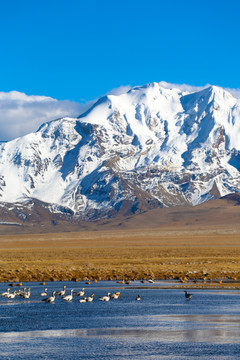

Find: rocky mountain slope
0;82;239;220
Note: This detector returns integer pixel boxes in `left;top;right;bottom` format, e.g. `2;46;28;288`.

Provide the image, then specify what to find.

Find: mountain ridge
0;82;239;221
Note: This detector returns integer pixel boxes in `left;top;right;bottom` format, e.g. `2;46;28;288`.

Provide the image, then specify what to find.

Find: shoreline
1;279;240;291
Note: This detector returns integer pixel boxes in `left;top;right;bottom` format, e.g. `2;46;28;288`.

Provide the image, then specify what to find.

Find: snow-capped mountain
0;82;240;220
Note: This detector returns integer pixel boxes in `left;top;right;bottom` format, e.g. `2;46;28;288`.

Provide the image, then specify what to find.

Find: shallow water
0;280;240;359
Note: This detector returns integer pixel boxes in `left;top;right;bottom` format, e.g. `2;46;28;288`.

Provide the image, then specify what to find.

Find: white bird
62;289;74;302
136;294;141;301
0;288;10;297
75;288;85;296
56;285;66;296
86;294;94;302
16;288;25;296
99;292;111;302
23;288;31;299
42;291;56;303
110;292;120;299
41;288;48;296
19;288;27;297
79;297;87;303
7;291;17;299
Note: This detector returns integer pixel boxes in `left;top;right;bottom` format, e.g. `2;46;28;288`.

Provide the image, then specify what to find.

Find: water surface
0;280;240;359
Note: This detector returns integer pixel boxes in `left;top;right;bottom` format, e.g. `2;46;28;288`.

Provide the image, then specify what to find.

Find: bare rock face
0;82;239;220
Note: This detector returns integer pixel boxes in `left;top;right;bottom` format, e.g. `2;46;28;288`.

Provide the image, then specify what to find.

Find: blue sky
0;0;240;103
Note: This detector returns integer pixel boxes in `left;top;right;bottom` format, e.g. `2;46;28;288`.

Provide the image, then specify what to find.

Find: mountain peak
0;82;239;219
205;85;233;100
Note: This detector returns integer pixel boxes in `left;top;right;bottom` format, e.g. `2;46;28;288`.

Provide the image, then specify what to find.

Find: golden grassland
0;226;240;286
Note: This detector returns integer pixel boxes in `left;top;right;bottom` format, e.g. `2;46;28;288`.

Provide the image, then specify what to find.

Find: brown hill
0;193;239;235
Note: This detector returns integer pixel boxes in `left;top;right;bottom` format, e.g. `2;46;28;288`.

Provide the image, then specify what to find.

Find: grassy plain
0;226;240;285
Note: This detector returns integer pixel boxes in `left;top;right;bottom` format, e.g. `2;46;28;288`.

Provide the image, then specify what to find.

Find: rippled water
0;280;240;359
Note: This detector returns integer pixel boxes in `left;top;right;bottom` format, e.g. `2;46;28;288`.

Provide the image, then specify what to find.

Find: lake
0;280;240;359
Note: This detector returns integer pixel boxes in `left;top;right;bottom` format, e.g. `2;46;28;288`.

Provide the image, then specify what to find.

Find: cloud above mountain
0;91;93;142
1;83;240;142
106;85;132;96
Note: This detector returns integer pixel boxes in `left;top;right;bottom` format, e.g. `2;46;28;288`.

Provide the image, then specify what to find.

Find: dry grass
0;227;240;283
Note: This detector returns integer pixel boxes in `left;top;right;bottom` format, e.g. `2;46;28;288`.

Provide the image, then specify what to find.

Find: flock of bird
0;285;142;303
0;287;31;299
0;284;193;303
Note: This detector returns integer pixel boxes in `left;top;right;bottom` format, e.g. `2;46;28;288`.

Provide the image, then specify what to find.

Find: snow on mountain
0;82;239;219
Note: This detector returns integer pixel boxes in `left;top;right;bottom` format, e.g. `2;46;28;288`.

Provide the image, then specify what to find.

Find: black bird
184;291;192;300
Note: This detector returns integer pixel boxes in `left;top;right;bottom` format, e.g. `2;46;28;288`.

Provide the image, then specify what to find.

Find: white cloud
0;91;93;142
106;85;132;96
223;87;240;99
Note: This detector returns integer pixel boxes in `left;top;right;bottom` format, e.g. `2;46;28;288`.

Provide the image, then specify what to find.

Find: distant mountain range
0;82;239;224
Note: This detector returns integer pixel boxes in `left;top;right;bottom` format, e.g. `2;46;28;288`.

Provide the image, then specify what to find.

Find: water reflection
1;321;240;345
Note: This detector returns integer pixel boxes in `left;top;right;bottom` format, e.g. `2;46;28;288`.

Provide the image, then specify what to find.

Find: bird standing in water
184;291;192;300
42;291;56;303
56;286;66;296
